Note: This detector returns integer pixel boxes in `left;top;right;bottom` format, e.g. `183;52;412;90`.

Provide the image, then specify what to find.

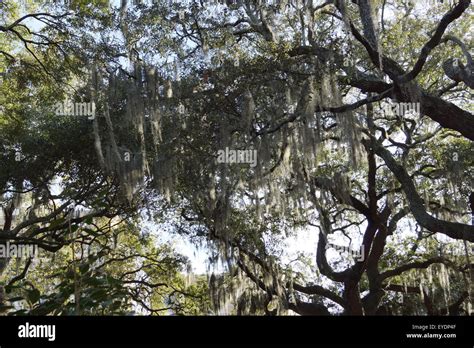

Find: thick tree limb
293;282;346;308
379;257;452;281
342;4;474;140
398;0;471;83
370;139;474;241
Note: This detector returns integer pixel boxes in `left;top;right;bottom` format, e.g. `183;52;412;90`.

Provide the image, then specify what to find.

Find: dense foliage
0;0;473;316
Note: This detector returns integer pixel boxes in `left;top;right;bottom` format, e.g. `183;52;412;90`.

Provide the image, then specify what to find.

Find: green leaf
79;263;90;274
27;289;41;304
48;217;65;229
6;296;24;302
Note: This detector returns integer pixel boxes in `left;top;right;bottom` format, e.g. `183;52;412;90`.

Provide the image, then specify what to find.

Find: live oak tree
1;0;473;316
0;0;210;315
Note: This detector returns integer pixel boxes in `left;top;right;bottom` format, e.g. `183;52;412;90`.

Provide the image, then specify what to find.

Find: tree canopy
0;0;473;316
